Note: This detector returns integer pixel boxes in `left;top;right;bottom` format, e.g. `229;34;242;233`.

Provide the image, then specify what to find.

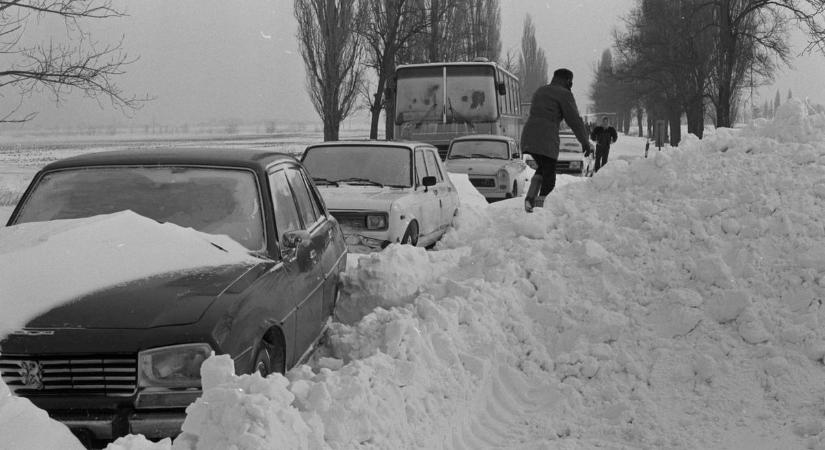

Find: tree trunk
323;117;340;141
385;93;395;140
668;106;681;147
715;82;732;128
369;86;384;139
685;97;704;138
636;108;644;137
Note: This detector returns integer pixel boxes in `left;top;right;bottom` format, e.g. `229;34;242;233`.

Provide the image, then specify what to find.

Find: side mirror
497;82;506;95
422;176;437;187
281;229;311;251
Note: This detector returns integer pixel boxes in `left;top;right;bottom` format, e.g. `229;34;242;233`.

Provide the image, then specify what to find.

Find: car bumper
343;232;392;252
55;409;186;441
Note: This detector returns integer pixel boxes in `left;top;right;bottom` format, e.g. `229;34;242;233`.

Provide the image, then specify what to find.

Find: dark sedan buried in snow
0;148;347;444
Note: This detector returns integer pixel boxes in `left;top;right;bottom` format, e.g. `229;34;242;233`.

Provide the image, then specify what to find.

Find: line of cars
0;140;461;445
443;132;593;202
0;131;586;444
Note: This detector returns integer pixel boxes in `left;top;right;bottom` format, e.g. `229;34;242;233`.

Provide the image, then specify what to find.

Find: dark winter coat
520;79;590;159
590;125;618;149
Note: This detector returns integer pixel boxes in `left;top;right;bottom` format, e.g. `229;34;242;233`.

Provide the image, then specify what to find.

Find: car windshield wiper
336;177;384;187
313;177;339;186
469;153;497;159
448;154;471;159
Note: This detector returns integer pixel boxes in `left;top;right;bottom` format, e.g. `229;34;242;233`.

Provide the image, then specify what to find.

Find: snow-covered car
0;148;347;444
301;141;459;252
523;133;590;177
444;134;527;201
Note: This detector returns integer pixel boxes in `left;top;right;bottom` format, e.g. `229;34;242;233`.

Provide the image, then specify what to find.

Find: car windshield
302;145;412;187
13;166;265;251
448;140;509;160
560;137;583;153
395;65;498;124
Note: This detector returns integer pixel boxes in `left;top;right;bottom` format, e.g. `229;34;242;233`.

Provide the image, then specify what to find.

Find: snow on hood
316;185;401;212
7;105;825;449
0;210;263;337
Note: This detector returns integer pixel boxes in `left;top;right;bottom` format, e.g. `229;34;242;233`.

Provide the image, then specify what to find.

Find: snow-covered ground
3;100;825;449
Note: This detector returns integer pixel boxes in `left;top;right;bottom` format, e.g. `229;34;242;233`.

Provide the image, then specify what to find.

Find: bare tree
358;0;429;139
402;0;501;63
459;0;501;61
0;0;144;123
295;0;364;141
518;14;548;103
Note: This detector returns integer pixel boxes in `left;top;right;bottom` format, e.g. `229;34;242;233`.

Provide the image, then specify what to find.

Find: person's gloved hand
583;143;593;157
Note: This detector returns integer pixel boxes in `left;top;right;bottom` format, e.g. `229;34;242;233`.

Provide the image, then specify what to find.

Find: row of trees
590;0;825;145
295;0;509;141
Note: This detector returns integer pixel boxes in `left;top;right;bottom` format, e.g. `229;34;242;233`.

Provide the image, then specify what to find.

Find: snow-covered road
4;100;825;449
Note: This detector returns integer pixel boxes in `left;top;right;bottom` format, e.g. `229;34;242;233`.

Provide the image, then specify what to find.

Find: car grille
469;177;496;188
0;355;137;397
330;211;367;231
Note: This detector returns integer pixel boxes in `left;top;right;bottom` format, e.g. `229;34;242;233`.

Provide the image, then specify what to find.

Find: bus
393;60;521;159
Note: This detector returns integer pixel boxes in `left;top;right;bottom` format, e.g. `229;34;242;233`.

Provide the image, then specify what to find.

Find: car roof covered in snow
40;147;298;172
449;134;514;143
304;140;436;152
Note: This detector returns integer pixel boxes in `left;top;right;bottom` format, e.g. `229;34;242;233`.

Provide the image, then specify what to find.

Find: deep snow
2;99;825;449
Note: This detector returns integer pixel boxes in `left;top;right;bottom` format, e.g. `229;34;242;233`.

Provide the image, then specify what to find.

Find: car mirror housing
281;229;311;250
422;176;437;187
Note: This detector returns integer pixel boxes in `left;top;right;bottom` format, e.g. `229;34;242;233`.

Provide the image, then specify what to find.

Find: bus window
395;66;444;125
444;65;498;123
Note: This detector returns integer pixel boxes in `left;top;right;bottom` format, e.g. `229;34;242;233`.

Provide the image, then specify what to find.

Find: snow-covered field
4;100;825;449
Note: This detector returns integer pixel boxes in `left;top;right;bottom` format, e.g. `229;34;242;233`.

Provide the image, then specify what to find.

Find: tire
401;220;419;246
253;337;285;376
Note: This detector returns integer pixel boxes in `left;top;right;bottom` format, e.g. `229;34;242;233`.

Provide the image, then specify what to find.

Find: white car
444;135;528;201
301;141;459;252
523;132;590;177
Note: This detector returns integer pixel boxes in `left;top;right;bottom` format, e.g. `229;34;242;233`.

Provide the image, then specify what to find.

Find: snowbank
165;108;825;449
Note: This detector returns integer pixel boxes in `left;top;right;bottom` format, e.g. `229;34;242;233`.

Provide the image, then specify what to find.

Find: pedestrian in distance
589;116;618;172
520;68;592;213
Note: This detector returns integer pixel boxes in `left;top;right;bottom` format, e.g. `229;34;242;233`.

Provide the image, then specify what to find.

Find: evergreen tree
774;90;781;114
517;15;548;103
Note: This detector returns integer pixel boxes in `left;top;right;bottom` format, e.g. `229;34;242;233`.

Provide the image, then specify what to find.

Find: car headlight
366;213;388;230
496;168;508;189
138;343;212;389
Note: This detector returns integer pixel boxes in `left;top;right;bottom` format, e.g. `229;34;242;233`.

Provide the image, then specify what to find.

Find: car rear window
14;166;265;251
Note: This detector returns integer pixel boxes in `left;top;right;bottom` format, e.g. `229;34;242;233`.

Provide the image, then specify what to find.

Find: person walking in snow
589;116;618;172
520;68;592;213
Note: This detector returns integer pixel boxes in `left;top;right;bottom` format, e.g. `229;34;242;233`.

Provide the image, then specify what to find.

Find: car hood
24;261;269;330
445;158;517;175
318;185;408;211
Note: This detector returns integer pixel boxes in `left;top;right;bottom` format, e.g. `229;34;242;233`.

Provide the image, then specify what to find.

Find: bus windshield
395;65;498;125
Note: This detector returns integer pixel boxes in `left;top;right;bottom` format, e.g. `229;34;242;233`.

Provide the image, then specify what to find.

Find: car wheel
253;337;285;376
401;220;419;246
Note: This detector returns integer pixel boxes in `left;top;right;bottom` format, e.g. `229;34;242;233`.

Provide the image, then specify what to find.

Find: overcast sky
7;0;824;130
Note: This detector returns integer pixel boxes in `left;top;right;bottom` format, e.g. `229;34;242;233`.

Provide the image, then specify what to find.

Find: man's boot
524;174;543;213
